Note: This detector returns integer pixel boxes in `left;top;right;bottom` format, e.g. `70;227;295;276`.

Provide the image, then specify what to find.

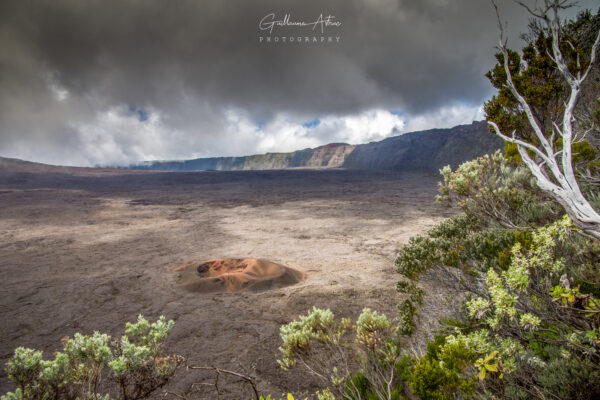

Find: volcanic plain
0;158;456;397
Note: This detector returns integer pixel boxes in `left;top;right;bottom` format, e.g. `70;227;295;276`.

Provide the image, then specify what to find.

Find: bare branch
493;3;559;169
515;0;549;18
163;391;189;400
488;1;600;239
579;27;600;83
187;365;260;400
552;120;563;138
488;121;555;166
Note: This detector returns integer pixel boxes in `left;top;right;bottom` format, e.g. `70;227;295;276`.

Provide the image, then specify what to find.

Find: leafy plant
437;151;559;229
2;315;181;400
278;308;407;400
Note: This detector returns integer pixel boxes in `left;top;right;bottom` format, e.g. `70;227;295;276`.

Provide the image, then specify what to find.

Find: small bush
278;308;409;400
396;281;423;305
2;315;182;400
395;236;438;280
437;151;560;229
409;336;476;400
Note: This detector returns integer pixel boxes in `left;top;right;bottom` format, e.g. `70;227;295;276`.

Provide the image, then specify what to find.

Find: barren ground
0;160;457;398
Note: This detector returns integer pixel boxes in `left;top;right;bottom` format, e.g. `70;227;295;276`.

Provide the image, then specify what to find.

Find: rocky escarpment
129;121;503;173
342;121;503;172
132;143;356;171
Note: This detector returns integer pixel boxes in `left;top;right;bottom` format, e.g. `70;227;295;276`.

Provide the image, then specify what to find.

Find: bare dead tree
488;0;600;240
187;366;260;400
163;365;260;400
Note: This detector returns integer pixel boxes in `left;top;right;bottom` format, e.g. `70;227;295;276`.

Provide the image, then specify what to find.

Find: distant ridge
129;121;503;173
130;142;356;171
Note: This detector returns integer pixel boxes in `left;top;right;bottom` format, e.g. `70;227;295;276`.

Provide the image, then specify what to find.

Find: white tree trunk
490;0;600;240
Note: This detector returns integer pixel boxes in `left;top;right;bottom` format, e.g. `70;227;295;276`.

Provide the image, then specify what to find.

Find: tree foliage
485;2;600;239
485;8;600;160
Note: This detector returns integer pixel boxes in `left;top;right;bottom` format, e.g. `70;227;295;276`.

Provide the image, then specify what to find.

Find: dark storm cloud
0;0;597;165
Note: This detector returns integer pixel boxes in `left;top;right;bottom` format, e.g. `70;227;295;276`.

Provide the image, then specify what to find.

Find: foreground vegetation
1;316;182;400
278;158;600;399
275;4;600;399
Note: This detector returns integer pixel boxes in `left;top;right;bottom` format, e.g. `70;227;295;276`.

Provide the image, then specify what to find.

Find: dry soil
0;159;457;397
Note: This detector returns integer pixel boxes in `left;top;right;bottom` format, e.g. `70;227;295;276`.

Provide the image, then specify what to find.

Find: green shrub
2;315;181;400
396;281;423;305
397;300;416;336
395;151;600;399
531;347;600;400
356;308;391;349
500;346;600;400
395;214;517;282
278;307;336;370
409;336;476;400
437;151;560;229
395;235;438;280
278;308;409;400
345;371;405;400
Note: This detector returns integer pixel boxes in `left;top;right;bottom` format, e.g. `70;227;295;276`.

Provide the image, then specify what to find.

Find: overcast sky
0;0;597;166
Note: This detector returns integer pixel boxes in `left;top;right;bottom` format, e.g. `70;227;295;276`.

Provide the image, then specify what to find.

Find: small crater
175;258;305;294
196;263;210;274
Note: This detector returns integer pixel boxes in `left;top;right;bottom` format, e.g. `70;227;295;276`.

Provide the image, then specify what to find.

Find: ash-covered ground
0;160;457;397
